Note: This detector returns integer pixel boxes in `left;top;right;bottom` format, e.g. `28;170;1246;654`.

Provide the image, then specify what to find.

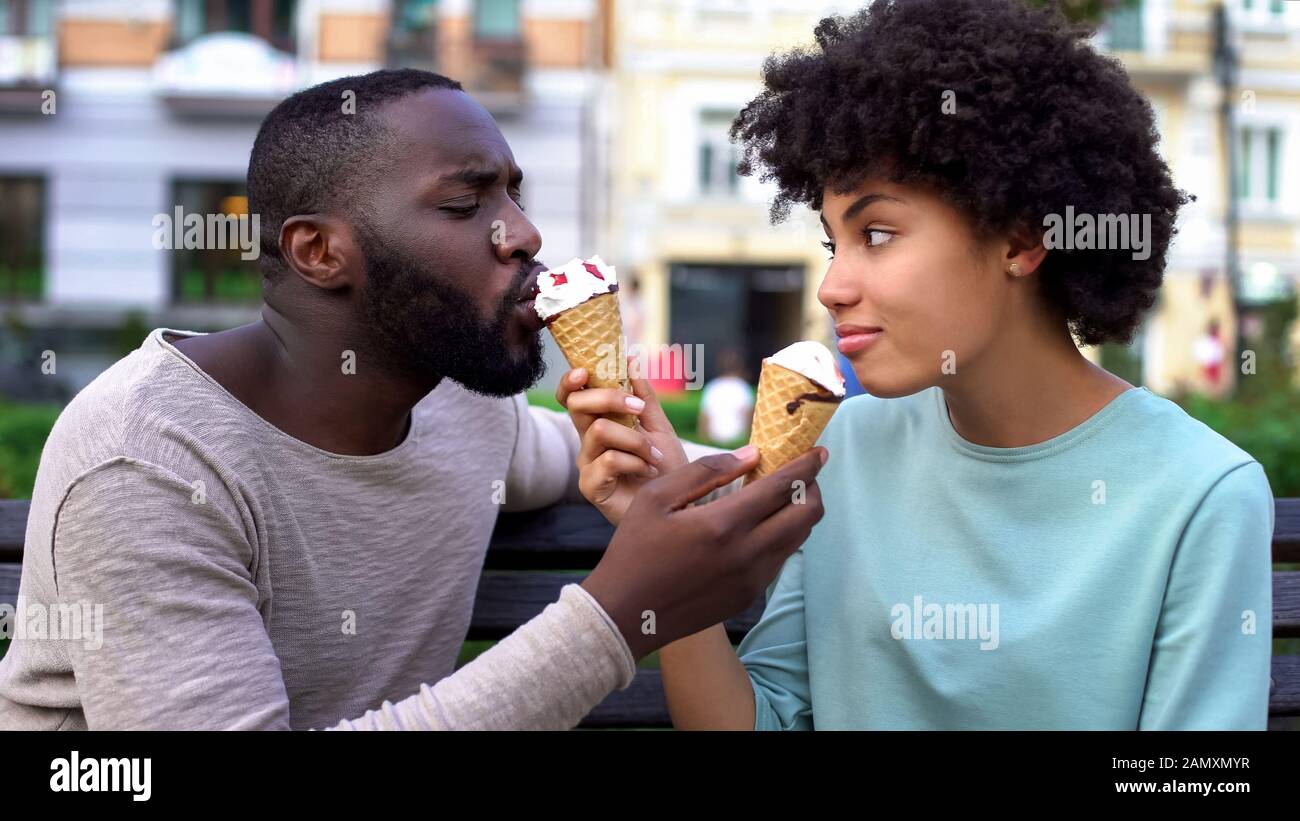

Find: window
174;0;297;52
1237;125;1284;208
1104;0;1144;51
0;0;54;36
698;109;740;197
1240;0;1284;15
473;0;521;40
393;0;438;35
1235;0;1287;24
0;176;44;301
169;180;263;304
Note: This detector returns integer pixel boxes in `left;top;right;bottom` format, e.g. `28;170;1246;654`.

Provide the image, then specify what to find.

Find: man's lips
515;262;544;304
513;265;545;333
836;322;883;355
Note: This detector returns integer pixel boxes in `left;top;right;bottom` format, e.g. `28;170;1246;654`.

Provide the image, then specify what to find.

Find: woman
558;0;1274;729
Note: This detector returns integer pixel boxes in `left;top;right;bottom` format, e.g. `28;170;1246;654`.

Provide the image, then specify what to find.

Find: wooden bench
2;498;1298;729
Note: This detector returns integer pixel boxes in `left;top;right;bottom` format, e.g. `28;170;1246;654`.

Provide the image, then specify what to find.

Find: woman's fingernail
650;446;664;463
625;396;646;411
647;466;659;477
820;448;829;465
571;368;586;383
732;444;758;460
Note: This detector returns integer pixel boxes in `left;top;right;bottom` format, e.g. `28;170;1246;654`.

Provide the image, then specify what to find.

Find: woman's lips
836;324;883;355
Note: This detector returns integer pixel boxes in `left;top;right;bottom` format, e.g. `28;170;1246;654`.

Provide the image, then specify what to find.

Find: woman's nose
818;259;860;312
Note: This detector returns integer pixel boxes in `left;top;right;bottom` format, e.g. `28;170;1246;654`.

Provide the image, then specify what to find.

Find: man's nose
494;206;542;263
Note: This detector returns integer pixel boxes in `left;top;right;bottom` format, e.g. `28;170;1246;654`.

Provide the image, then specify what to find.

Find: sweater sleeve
51;459;635;730
51;459;295;730
1138;461;1275;730
329;583;635;730
502;395;585;511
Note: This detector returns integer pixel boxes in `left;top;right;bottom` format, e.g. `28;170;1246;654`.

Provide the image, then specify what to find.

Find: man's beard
354;231;545;397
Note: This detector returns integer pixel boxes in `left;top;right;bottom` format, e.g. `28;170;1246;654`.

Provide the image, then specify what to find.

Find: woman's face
818;177;1015;398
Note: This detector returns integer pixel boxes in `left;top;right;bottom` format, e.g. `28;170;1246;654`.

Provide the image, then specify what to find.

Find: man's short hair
246;68;463;280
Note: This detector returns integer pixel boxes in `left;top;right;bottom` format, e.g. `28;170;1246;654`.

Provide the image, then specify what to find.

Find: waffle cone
744;360;840;484
546;291;635;428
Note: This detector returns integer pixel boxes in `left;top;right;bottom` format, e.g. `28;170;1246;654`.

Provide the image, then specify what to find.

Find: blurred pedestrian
698;347;755;447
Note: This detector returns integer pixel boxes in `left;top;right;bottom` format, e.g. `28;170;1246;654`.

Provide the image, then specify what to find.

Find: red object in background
1205;362;1222;385
1199;324;1224;388
645;346;687;395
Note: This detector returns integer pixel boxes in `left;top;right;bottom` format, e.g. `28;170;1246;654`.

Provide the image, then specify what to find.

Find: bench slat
467;571;764;642
579;669;669;728
1277;499;1300;563
1271;655;1300;717
482;504;613;569
0;563;19;607
3;498;1300;563
1276;572;1300;639
0;500;27;562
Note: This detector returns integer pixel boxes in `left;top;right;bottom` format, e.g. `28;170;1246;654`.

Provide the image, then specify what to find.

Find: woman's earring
1008;262;1022;277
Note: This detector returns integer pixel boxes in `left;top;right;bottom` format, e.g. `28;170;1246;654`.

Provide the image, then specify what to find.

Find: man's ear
278;215;361;291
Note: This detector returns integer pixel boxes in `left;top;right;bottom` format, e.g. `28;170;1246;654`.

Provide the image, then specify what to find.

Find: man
0;69;824;730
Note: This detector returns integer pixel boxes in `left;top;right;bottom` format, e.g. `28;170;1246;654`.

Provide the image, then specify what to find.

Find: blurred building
0;0;610;396
602;0;1300;393
2;0;1297;400
1099;0;1300;396
600;0;861;386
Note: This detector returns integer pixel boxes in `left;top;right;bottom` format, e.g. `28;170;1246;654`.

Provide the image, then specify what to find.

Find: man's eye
441;203;479;217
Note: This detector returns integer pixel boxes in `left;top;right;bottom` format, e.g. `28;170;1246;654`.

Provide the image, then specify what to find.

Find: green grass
0;266;42;300
1175;388;1300;497
0;399;60;499
176;268;261;303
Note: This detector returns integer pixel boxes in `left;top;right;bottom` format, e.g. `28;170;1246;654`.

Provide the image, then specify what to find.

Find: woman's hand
557;360;689;525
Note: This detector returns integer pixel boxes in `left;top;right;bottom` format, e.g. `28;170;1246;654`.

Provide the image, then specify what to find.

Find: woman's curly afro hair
731;0;1191;346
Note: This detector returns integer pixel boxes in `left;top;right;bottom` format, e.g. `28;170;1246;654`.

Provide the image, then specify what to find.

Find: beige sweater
0;329;640;730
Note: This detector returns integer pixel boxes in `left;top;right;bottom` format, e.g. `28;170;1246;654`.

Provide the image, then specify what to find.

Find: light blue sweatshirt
738;386;1275;730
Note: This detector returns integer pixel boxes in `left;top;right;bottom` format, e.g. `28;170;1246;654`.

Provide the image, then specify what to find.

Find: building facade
1102;0;1300;396
0;0;610;395
602;0;1299;393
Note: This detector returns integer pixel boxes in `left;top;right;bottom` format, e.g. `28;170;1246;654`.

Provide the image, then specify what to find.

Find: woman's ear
1005;224;1048;277
278;215;361;291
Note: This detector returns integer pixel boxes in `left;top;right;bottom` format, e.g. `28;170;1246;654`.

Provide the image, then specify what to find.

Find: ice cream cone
745;360;840;484
547;291;636;428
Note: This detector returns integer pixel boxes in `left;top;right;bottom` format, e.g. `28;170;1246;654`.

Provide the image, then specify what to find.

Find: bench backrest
2;499;1298;729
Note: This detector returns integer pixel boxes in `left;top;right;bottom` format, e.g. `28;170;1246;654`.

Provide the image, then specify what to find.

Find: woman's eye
865;229;895;247
820;240;836;257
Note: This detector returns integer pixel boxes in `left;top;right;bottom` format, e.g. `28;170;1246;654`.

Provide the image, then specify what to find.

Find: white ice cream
767;340;846;397
534;255;618;320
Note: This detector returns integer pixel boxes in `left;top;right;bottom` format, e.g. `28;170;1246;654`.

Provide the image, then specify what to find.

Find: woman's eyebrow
841;192;904;222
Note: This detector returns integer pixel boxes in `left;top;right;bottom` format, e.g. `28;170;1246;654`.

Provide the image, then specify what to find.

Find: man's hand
557;361;689;525
581;445;828;661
